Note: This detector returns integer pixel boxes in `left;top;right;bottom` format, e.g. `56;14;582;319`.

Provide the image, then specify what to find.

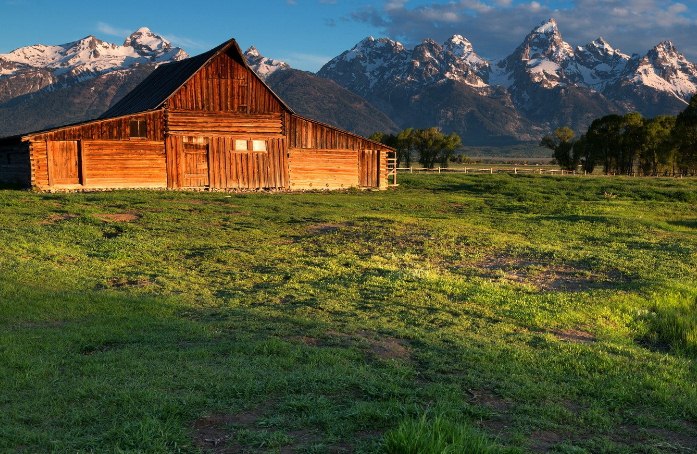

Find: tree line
543;94;697;176
369;128;461;168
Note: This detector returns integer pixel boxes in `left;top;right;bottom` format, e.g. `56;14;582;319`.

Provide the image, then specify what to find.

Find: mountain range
1;20;696;145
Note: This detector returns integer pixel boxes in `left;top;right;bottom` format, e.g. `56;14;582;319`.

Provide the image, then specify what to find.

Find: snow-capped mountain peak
244;46;290;80
444;35;473;55
619;40;697;101
0;28;187;79
498;18;575;89
535;18;559;35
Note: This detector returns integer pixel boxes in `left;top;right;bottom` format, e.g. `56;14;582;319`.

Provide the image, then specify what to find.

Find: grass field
1;174;696;453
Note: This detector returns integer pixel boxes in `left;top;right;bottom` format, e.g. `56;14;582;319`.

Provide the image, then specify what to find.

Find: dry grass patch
94;212;141;222
474;254;627;292
552;329;597;344
41;213;78;224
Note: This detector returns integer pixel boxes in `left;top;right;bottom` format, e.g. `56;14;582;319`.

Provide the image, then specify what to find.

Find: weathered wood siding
166;110;283;137
288;149;359;190
28;111;164;142
29;141;49;188
0;141;30;186
167;51;283;114
285;115;391;189
81;141;166;188
30;139;165;189
47;141;80;185
166;135;288;190
359;149;388;189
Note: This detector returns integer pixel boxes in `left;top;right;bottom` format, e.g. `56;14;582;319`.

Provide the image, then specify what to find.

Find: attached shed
0;38;394;191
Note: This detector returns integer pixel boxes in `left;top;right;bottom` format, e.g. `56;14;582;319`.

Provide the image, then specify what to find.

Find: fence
396;166;577;175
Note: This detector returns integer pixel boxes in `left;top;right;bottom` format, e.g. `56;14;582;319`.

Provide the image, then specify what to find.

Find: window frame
129;119;148;139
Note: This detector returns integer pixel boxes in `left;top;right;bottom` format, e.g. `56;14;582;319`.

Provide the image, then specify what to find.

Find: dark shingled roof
100;38;292;119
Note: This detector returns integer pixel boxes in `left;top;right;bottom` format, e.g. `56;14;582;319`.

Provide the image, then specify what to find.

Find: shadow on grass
2;279;697;453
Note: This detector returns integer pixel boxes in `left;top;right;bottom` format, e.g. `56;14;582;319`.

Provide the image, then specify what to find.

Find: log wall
27;111;164;142
0;141;30;186
30;139;166;189
167;51;283;114
288;148;359;190
29;141;49;188
167;110;283;137
81;140;166;188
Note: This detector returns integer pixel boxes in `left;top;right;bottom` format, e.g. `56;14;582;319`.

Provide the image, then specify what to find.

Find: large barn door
47;141;80;186
182;139;209;187
359;149;380;188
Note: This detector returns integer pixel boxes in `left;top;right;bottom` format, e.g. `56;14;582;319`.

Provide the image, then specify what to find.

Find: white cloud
96;22;132;37
160;34;208;50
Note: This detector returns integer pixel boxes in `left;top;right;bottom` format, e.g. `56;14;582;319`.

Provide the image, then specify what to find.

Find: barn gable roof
100;38;293;119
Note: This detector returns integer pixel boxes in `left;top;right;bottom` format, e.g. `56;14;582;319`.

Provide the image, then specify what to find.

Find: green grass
383;414;514;454
1;174;696;453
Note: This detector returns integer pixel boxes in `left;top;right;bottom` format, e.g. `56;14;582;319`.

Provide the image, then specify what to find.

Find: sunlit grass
1;174;696;452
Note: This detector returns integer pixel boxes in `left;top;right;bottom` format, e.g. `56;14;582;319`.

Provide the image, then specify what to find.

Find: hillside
265;68;398;136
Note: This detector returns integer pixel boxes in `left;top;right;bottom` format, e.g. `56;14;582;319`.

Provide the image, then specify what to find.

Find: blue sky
2;1;696;71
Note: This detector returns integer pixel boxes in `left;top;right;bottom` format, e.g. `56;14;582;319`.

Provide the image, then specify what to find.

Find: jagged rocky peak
0;27;188;80
623;40;697;99
443;35;473;55
244;46;290;80
443;34;489;72
123;27;185;60
496;18;576;89
569;36;630;88
329;36;407;67
524;18;574;61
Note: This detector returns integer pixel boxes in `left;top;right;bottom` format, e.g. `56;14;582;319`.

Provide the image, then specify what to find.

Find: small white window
252;140;267;152
234;140;248;151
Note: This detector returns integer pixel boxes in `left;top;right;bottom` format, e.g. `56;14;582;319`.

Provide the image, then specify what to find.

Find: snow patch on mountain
622;41;697;102
0;29;187;79
244;46;290;80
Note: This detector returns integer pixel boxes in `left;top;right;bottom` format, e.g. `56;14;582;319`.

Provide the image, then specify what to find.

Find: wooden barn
0;38;394;191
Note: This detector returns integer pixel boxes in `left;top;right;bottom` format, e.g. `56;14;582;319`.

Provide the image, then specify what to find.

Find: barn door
48;141;80;185
359;149;380;188
182;140;209;187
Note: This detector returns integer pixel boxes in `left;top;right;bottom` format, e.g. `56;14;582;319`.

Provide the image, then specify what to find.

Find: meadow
1;174;696;453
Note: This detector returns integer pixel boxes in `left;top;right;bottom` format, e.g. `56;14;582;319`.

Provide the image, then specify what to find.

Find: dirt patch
193;414;237;453
367;336;410;360
291;336;322;347
305;222;346;235
102;276;155;289
327;330;411;361
614;423;697;452
646;425;697;453
473;254;627;292
552;329;597;344
193;405;362;453
293;330;411;362
467;389;512;413
94;212;140;222
530;430;565;452
193;407;266;453
41;213;78;225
